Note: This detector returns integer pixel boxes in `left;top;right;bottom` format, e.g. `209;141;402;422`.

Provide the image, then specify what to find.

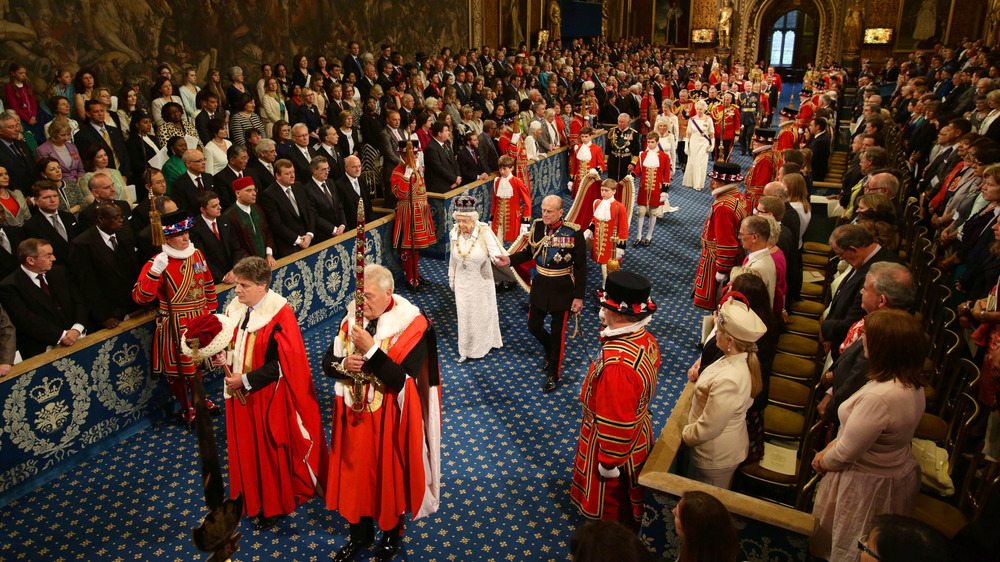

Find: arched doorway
759;10;818;73
735;0;839;76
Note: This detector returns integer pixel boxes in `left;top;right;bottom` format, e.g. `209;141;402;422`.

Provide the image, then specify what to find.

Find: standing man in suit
224;177;277;266
379;111;406;206
424;121;461;193
457;132;489;185
24;183;79;264
285;123;316;182
194;92;222;144
68;202;139;330
0;113;35;194
0;210;23;279
335;156;375;231
398;95;417;129
343;42;365;82
0;238;88;358
477;120;501;174
311;125;345;182
303;156;347;240
248;139;278;188
212;145;249;210
259;159;318;258
806;116;832;181
73;100;131;183
820;224;900;358
189;190;247;284
172;149;215;214
77;173;134;231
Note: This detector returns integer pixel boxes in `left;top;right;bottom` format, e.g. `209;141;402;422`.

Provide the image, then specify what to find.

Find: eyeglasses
857;536;881;560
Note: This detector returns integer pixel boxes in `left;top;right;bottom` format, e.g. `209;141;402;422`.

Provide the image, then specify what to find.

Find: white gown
448;223;504;359
683;115;714;189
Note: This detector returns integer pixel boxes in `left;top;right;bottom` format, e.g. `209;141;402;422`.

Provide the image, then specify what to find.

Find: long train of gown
448;223;504;359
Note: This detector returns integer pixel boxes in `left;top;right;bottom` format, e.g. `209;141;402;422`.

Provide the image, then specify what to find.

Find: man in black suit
303;156;347;241
378;112;406;205
477;120;501;174
328;84;348;120
376;61;396;96
0;113;36;195
335;155;375;231
311;125;345;182
73;99;132;182
194;91;222;144
457;132;489;185
806;116;832;181
759;190;802;306
23;183;79;264
172;149;215;214
67;202;139;330
0;210;23;279
398;95;417;129
213;145;250;211
285;123;316;182
357;63;377;102
820;225;901;358
188;190;247;284
247;139;278;189
258;159;319;258
0;238;88;359
342;42;365;82
77;173;134;231
424;121;461;193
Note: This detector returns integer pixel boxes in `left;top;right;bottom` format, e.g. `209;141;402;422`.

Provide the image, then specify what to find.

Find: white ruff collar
496;175;514;198
594;198;613;221
576;143;592;161
600;315;652;338
226;289;288;333
161;243;197;260
642;150;660;168
712;182;740;197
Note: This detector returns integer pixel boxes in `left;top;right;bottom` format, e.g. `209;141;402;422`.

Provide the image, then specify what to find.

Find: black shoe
542;375;558;393
417;275;430;284
404;280;420;292
332;538;374;562
206;398;221;416
632;238;642;247
542;357;551;371
254;513;286;531
374;532;401;562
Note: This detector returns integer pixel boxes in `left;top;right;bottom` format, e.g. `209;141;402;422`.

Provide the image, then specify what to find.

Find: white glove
624;173;634;181
660;192;668;203
150;253;169;275
615;248;625;259
644;121;651;128
715;271;726;283
404;167;414;179
598;464;621;479
584;229;593;241
567;180;574;190
587;168;599;177
511;133;521;143
449;278;455;291
519;223;530;235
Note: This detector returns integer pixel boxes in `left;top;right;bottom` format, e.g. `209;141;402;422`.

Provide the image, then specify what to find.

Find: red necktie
212;221;220;240
38;274;50;295
196;176;204;191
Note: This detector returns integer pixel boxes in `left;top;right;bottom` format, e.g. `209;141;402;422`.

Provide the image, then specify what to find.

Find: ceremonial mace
185;336;243;562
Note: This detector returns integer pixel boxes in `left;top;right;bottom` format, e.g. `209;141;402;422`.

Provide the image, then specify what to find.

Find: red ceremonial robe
775;123;799;152
693;184;749;309
326;296;441;530
491;174;532;243
636;149;670;208
590;198;628;264
569;143;607;196
391;165;436;249
744;147;781;209
225;290;328;517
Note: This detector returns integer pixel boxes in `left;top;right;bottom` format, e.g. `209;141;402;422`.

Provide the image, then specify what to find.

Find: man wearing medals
209;256;327;531
744;128;782;210
635;132;672;245
132;209;219;423
606;113;640;182
390;140;436;292
776;107;800;151
584;179;629;283
737;81;760;156
324;264;442;562
490;155;532;243
693;162;750;310
711;92;740;161
495;195;587;393
570;270;659;533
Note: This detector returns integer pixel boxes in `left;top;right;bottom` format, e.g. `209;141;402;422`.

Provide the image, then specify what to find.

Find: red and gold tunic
569;143;607;196
744;147;782;209
636;149;670;208
133;247;217;377
570;326;660;522
693;185;749;310
711;104;740;141
797;100;816;131
590;198;628;265
569;114;587;147
640;93;658;134
499;133;533;194
491;174;532;243
775;122;799;152
391;165;436;249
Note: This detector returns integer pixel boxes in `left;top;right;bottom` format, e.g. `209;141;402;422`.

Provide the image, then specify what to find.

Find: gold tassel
607;258;620;272
150;209;165;246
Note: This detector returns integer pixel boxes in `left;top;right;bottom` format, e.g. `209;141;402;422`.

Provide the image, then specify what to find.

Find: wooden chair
737;418;827;509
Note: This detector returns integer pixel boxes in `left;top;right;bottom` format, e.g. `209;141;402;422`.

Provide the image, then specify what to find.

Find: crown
454;190;477;213
112;343;139;367
30;376;63;403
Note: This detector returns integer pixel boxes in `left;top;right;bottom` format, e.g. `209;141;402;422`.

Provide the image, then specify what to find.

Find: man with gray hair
249;138;278;186
286;122;316;181
821;224;901;357
818;261;915;422
172;149;215;214
0;112;34;194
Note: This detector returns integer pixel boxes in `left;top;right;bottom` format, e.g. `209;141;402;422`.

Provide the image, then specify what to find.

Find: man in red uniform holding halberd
693;162;750;310
570;270;660;533
744;128;782;210
209;256;327;531
391;140;436;292
324;264;441;562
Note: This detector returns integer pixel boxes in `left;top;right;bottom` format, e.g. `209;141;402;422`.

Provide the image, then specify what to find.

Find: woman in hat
133;209;219;424
683;100;714;190
448;192;505;361
682;293;766;488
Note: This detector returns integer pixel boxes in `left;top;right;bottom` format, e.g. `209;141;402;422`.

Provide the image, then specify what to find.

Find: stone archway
735;0;841;69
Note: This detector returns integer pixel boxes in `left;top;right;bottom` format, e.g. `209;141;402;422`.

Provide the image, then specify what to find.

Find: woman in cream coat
259;77;288;138
682;295;767;488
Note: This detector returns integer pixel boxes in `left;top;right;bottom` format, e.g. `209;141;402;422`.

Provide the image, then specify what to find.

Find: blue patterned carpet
0;90;802;561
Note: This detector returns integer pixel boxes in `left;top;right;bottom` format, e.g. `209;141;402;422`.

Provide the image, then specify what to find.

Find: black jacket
258;182;319;258
23;210;80;264
67;225;140;328
74;122;132;181
0;265;88;359
171;172;215;215
334;175;375;231
423;139;459;193
188;214;247;283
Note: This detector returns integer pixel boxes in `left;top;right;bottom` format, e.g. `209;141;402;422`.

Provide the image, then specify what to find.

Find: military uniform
508;219;587;388
737;91;760;154
711;103;740;161
606;127;640;181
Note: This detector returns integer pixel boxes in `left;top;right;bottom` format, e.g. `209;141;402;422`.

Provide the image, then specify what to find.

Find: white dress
204;139;232;176
448;223;504;359
683;115;714;189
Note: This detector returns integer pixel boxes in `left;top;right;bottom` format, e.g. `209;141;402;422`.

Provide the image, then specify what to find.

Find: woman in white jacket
682;294;767;488
259;77;288;138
